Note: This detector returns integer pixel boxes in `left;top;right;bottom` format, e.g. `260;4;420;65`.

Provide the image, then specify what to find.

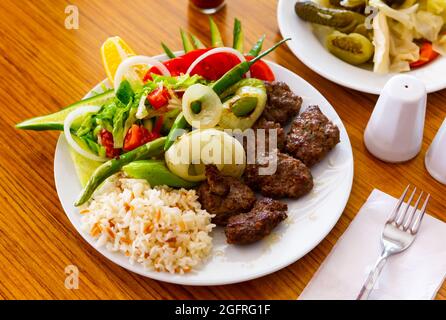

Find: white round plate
54;54;354;285
278;0;446;94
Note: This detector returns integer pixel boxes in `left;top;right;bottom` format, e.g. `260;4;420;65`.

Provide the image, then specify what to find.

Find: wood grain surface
0;0;445;300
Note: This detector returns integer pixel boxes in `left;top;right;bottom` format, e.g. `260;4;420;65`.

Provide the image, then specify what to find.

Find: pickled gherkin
326;31;374;65
295;1;366;34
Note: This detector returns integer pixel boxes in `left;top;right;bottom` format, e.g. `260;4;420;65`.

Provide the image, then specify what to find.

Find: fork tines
386;185;430;234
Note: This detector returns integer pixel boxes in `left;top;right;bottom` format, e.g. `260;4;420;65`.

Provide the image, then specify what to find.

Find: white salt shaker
364;75;427;163
425;118;446;185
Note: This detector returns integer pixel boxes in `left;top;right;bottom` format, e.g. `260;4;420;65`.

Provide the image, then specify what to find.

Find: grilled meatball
244;151;313;199
285;105;340;167
225;198;288;245
262;81;303;125
251;117;286;151
198;165;256;226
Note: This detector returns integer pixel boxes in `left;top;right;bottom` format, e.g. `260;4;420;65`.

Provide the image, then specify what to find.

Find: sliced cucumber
232;18;244;53
180;29;194;53
69;146;102;187
16;90;115;131
209;17;224;47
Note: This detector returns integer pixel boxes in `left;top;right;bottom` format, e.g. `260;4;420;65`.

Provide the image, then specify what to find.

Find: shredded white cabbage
369;0;445;72
420;0;446;17
413;10;444;41
389;20;420;72
373;11;391;73
369;0;418;28
433;34;446;55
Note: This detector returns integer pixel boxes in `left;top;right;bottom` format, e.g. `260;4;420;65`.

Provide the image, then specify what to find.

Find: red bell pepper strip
410;42;439;69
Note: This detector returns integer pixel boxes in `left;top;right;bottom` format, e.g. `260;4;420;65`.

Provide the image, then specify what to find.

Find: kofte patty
225;198;288;245
249;117;286;152
262;81;303;125
244;151;313;199
198;165;256;226
285;105;340;167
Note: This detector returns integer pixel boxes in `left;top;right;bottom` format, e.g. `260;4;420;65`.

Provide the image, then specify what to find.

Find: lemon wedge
101;36;136;84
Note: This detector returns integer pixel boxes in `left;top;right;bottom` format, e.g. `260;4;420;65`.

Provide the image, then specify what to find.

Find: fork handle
357;253;389;300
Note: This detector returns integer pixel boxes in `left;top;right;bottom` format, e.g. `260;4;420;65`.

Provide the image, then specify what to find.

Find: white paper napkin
299;189;446;300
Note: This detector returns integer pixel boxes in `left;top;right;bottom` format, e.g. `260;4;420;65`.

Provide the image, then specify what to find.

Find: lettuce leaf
150;74;206;90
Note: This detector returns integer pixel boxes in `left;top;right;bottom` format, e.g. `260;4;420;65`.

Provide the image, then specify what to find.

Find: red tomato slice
99;129;120;158
144;50;274;82
123;125;143;151
246;56;275;82
145;49;211;80
189;52;242;80
147;87;170;110
123;125;158;151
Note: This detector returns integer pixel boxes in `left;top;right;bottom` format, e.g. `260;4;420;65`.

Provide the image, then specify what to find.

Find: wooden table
1;0;445;300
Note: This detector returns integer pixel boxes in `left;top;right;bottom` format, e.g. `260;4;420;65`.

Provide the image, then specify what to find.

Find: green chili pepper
248;34;266;56
161;42;176;58
164;112;191;151
122;160;198;188
211;38;291;95
75;137;167;206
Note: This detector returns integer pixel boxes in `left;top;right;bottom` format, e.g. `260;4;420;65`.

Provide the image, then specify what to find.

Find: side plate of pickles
278;0;446;94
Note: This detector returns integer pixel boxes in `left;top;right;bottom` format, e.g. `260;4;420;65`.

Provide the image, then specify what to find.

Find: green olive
326;31;374;65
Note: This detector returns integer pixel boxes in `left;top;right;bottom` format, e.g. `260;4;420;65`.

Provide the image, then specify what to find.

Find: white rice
79;175;215;274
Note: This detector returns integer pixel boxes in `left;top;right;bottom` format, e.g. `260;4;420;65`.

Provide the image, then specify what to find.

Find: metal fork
357;185;430;300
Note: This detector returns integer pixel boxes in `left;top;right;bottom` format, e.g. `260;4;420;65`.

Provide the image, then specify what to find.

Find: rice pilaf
80;175;215;274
